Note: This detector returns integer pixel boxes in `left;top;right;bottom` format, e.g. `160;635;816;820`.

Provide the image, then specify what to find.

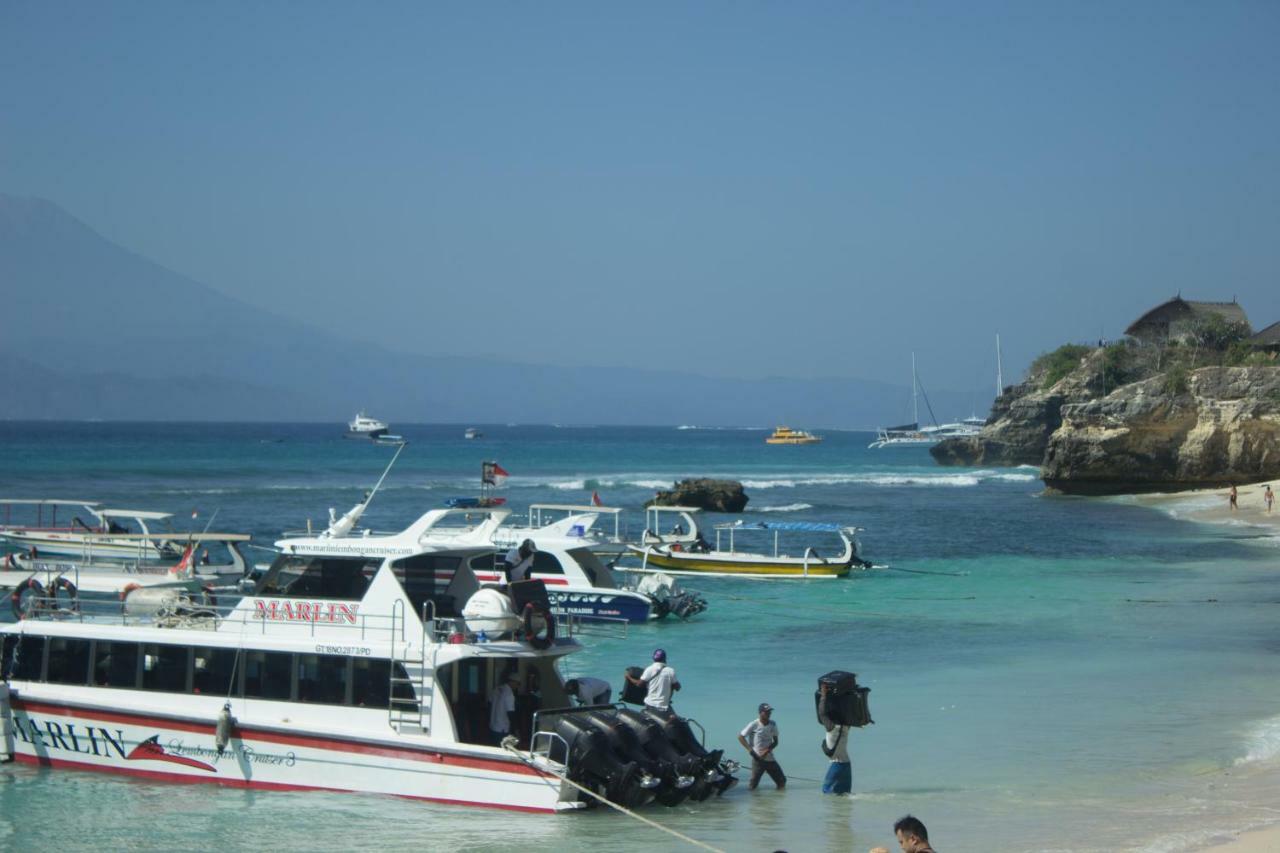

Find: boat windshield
256;554;380;600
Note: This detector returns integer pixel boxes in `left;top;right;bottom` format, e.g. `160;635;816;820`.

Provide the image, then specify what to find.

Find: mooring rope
501;739;726;853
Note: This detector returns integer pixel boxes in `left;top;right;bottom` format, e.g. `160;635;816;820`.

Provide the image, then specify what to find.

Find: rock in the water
646;478;749;512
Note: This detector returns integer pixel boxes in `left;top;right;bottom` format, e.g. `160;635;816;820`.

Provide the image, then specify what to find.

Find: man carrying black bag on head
818;682;851;793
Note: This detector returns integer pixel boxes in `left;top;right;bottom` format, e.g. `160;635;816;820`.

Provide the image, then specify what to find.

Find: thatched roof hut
1124;297;1251;343
1248;320;1280;353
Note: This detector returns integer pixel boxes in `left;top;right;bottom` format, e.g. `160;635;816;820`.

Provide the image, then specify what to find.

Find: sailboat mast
996;334;1004;396
912;351;919;426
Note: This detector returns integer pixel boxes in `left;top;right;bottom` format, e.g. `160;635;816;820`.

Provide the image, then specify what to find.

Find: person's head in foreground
893;815;931;852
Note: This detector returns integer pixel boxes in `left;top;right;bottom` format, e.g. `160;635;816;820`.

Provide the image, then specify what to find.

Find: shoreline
1129;481;1279;852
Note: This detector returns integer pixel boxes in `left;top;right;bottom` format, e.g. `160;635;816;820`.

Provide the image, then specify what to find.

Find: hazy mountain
0;193;989;426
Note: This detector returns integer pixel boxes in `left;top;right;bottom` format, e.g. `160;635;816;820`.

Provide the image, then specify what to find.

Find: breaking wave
757;503;813;512
1235;715;1280;766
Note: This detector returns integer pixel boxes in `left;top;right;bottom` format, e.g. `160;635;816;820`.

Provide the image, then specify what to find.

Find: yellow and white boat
765;426;822;445
628;520;866;578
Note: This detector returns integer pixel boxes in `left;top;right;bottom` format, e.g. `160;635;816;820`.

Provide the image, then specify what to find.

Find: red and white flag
591;490;603;507
170;544;194;576
483;461;510;487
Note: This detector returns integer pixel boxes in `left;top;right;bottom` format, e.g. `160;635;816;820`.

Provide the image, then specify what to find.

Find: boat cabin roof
0;499;99;507
94;508;173;520
716;521;857;533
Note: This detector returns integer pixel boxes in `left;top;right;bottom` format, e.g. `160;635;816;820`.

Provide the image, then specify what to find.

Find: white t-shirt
506;547;534;583
640;662;677;710
824;725;850;763
740;718;779;756
490;683;516;733
572;676;611;705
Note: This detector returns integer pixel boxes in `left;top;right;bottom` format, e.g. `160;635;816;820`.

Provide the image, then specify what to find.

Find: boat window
351;658;391;708
297;654;351;705
530;552;564;575
93;641;140;688
192;647;239;696
3;634;45;681
566;547;611;586
142;644;190;692
390;554;463;617
243;650;293;700
258;554;377;601
46;637;92;685
469;554;501;573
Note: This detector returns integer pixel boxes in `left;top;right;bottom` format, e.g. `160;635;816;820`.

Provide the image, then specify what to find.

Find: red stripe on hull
12;754;556;813
12;698;547;777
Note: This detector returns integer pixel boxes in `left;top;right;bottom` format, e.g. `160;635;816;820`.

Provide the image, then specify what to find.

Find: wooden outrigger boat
628;519;867;578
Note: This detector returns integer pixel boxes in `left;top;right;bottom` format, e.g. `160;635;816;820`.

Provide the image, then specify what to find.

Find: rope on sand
502;739;726;853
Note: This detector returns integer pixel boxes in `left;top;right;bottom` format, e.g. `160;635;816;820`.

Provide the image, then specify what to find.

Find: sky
2;1;1278;392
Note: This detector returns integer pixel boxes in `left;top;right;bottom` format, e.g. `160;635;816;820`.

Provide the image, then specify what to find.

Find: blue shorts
822;761;852;794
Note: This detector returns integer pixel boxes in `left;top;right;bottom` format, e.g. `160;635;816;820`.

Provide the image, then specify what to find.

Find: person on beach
564;676;612;706
739;702;786;790
625;648;680;718
818;682;851;794
1228;483;1238;511
870;815;936;853
1265;485;1274;514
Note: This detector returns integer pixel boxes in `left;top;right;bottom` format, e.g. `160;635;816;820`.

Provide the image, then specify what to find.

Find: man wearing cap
489;670;520;746
625;649;681;718
739;702;785;790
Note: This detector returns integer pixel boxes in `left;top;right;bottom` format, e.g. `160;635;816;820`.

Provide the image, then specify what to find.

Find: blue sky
3;1;1277;392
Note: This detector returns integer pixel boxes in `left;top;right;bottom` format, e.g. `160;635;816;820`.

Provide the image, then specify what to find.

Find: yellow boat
765;426;822;445
628;520;866;578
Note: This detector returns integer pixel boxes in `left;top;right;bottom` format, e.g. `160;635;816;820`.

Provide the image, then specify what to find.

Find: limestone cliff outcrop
1042;367;1280;494
646;479;749;512
931;346;1280;493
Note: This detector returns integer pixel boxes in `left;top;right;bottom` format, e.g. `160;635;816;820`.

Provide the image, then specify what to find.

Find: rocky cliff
1042;366;1280;494
932;348;1280;494
646;479;749;512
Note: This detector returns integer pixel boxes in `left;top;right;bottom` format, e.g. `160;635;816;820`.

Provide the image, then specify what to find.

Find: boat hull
629;548;851;577
6;694;571;813
0;530;178;559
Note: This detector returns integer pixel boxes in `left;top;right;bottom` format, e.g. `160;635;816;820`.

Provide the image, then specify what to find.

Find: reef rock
646;478;749;513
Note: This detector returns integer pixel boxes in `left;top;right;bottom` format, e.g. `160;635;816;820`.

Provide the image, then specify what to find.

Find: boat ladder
387;599;436;736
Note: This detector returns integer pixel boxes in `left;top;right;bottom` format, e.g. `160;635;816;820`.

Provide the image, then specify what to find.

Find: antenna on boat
911;352;919;427
324;441;407;538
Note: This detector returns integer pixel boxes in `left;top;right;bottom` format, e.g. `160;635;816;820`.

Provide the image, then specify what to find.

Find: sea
2;421;1279;853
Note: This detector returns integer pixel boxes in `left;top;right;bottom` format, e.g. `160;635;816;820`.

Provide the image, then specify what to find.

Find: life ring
10;578;45;620
119;582;142;602
522;602;556;650
51;577;79;612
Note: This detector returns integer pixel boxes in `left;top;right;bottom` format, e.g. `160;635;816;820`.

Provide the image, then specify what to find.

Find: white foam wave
1235;715;1280;766
738;469;1034;489
757;503;813;512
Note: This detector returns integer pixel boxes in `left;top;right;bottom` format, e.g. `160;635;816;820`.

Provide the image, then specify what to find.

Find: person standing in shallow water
739;702;785;790
818;682;851;794
1228;484;1238;511
1265;485;1274;514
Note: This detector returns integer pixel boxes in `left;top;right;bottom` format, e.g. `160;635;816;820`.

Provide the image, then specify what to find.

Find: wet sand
1133;481;1280;852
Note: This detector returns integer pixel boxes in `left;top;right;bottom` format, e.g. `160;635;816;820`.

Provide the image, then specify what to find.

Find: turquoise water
2;422;1279;852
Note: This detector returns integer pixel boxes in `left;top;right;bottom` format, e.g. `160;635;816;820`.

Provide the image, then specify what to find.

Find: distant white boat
0;500;185;559
464;427;482;440
346;411;389;439
869;354;987;449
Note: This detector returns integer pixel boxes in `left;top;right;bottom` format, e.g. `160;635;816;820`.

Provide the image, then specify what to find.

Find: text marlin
253;599;359;624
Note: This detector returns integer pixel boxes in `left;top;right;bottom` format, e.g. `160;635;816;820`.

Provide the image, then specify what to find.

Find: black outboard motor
614;708;706;803
642;708;738;796
550;714;650;809
580;711;684;804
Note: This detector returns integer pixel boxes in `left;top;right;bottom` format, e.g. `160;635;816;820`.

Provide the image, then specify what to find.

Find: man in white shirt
505;539;537;583
625;648;680;718
818;682;851;794
738;702;785;790
489;671;520;746
564;676;612;706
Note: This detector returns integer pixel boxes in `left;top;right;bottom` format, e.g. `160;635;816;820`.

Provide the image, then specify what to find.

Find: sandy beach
1134;481;1280;852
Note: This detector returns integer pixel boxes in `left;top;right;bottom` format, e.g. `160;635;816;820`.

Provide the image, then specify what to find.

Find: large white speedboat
1;509;737;811
346;411;390;439
0;500;185;560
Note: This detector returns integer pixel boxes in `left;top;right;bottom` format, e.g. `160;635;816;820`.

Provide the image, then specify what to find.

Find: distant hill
0;193;987;426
